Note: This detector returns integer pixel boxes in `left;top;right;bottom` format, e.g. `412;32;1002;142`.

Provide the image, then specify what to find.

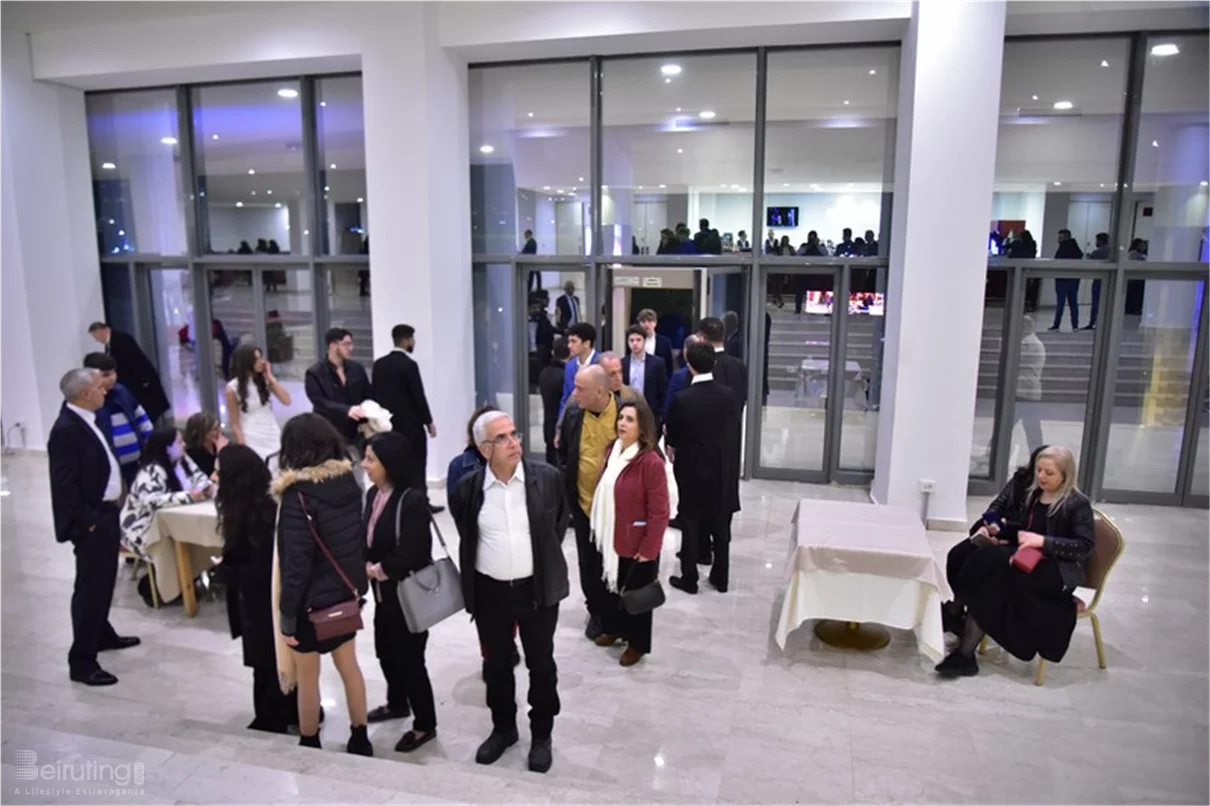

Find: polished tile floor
2;453;1207;805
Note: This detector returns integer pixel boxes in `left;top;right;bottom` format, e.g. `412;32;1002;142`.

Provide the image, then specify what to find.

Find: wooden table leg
173;539;198;618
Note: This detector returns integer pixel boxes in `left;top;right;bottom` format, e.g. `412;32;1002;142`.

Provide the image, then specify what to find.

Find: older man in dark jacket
450;410;568;775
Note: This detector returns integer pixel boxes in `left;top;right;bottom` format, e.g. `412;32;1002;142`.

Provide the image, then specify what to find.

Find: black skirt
290;611;357;655
952;543;1078;663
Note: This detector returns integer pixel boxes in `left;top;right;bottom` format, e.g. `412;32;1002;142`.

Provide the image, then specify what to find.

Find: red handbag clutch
1010;545;1043;573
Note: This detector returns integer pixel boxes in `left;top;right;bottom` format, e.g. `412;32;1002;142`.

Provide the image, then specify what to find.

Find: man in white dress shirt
449;411;569;774
49;368;141;686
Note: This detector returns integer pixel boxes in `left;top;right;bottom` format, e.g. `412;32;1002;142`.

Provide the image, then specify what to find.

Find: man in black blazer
636;308;674;374
89;321;170;423
373;324;441;511
621;325;669;429
305;327;372;450
555;281;581;332
698;316;748;409
664;344;741;595
49;368;141;686
538;339;569;465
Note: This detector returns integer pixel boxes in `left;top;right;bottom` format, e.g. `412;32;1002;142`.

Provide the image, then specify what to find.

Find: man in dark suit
635;308;674;374
305;327;372;460
662;334;699;532
693;218;722;255
373;324;441;511
49;368;141;686
697;316;747;558
723;311;743;359
89;322;170;423
555;281;581;332
664;344;741;594
622;325;669;429
539;339;569;466
527;293;556;386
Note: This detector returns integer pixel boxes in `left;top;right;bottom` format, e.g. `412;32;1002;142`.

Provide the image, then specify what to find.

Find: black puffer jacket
274;459;368;636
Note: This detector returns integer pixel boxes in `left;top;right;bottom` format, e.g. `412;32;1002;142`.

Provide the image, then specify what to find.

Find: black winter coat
1002;488;1096;590
365;486;433;612
273;460;369;636
450;459;569;618
224;497;278;669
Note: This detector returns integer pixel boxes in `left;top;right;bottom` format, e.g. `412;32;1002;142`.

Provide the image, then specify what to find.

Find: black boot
347;724;373;757
299;732;321;749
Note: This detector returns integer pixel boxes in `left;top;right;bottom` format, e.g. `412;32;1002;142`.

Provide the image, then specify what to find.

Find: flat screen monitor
766;206;799;228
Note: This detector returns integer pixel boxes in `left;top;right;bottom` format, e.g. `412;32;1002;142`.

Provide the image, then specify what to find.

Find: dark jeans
374;582;437;732
1087;279;1102;327
402;429;430;502
68;505;121;673
603;557;659;654
1052;279;1080;329
570;505;607;619
678;514;732;590
474;574;560;739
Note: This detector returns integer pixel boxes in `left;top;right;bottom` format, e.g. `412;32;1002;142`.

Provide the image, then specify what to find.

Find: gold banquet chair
980;508;1125;686
119;547;160;609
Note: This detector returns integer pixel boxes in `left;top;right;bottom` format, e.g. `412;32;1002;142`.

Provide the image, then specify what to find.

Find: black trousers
374;582;437;732
402;429;429;502
68;506;121;673
602;558;659;654
570;505;607;619
251;665;298;732
678;514;732;589
474;574;560;739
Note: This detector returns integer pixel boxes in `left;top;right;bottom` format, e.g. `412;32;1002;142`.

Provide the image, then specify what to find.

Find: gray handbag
394;491;464;633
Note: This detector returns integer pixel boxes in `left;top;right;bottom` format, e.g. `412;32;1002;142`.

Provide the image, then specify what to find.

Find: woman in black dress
216;444;297;733
274;413;372;754
937;445;1095;677
361;432;439;753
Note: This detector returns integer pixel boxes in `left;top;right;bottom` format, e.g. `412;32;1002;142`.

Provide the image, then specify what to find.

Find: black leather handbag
619;561;665;615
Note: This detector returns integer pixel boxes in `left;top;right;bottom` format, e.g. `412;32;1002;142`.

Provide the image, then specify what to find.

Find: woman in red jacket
588;398;670;667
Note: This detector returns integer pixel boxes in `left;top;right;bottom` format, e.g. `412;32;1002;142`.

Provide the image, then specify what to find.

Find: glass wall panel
993;39;1128;265
1102;279;1204;493
100;264;138;337
838;268;887;471
262;269;315;425
602;53;756;257
469;63;591;256
208;269;255;426
764;47;899;260
761;271;834;471
1130;34;1209;263
472;264;517;426
317;77;369;256
327;266;373;352
86;91;188;255
193;81;308;256
524;266;588;461
1191;383;1210;498
148;267;201;424
971;268;1010;478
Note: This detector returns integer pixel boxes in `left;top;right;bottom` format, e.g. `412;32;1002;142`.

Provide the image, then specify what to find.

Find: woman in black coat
362;432;438;753
937;445;1095;678
274;413;372;755
217;444;297;733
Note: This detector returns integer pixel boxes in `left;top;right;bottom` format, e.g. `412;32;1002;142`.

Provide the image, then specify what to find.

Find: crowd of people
48;310;1096;774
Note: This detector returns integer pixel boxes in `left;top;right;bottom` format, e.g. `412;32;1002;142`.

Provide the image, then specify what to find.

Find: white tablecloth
774;499;952;661
145;501;223;603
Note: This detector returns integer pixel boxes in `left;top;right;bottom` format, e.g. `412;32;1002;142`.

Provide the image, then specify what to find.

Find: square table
146;501;224;617
774;499;953;661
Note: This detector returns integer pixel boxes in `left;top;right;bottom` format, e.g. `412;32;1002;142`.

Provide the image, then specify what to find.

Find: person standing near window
227;343;291;460
1049;229;1084;331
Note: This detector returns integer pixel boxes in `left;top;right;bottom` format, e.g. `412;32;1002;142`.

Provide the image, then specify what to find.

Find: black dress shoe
707;576;728;593
367;704;409;723
584;615;603;641
476;729;519;765
395;729;437;753
934;651;979;678
528;737;553;773
669;576;698;595
429;504;446;514
70;668;118;686
697;553;714;566
99;635;141;651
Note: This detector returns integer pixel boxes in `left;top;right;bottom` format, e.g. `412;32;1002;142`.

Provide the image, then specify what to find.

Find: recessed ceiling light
1201;181;1208;187
699;110;716;120
266;190;272;195
479;145;494;154
1100;183;1105;188
160;136;178;145
675;107;682;113
578;177;585;182
556;189;563;193
637;185;644;190
664;78;672;84
108;219;115;225
1053;181;1062;186
1151;140;1159;148
1101;60;1109;67
783;183;790;187
542;186;551;190
274;202;282;208
101;162;116;170
1032;94;1039;101
117;229;124;236
810;183;820;190
869;69;877;75
320;101;327;107
658;184;666;189
660;64;682;77
278;88;299;99
324;186;330;192
571;187;577;191
236;201;244;208
527;112;534;118
843;100;850;106
247;169;256;175
1151;43;1180;57
357;197;364;203
677;148;683;154
330;163;337;169
1053;100;1074;110
211;134;220;140
251;190;257;196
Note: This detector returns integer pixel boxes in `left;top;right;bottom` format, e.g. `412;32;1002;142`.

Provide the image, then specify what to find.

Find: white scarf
590;441;639;593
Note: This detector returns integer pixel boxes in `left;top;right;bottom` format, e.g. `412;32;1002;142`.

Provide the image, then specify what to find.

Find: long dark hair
140;428;184;492
230;343;270;412
367;432;412;489
183;412;219;453
215;444;275;558
279;413;347;471
618;398;664;461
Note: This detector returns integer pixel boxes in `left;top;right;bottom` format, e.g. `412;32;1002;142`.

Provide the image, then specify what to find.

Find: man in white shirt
449;411;569;775
49;368;141;687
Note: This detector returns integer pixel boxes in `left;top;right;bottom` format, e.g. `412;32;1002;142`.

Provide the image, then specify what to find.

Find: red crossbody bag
1010;503;1044;574
297;493;364;641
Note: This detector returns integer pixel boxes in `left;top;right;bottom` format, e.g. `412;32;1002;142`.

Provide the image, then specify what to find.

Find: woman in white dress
226;343;291;460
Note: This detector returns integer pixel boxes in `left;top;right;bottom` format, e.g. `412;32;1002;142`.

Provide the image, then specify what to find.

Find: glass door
522;263;590;461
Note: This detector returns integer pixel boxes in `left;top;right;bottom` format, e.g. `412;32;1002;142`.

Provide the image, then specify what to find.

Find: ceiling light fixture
869;69;877;75
675;107;682;113
1032;94;1039;101
251;190;257;196
843;100;850;105
330;163;337;169
660;64;682;77
1150;43;1180;57
277;88;299;99
320;101;326;107
578;177;585;182
783;183;790;187
664;78;671;84
236;201;244;208
637;185;644;190
1201;181;1208;187
542;186;551;190
101;162;116;170
1101;60;1109;67
602;185;609;190
275;202;282;209
1053;181;1062;186
677;148;683;154
324;186;330;192
211;134;220;141
699;110;716;120
247;169;256;175
357;197;364;203
160;136;178;145
479;145;494;154
527;112;534;118
1151;140;1159;148
810;183;820;190
1053;100;1074;110
658;184;666;189
266;190;272;195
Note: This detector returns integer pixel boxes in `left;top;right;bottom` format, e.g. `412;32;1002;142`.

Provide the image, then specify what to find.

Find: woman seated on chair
120;428;214;558
183;412;227;478
937;445;1095;678
941;445;1048;636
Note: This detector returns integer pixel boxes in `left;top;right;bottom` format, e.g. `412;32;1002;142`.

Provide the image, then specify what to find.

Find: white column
361;4;474;486
1;30;103;449
872;1;1007;527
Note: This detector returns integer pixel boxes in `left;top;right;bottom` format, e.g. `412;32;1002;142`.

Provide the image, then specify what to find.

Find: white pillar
872;1;1007;527
1;30;103;449
361;4;474;486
